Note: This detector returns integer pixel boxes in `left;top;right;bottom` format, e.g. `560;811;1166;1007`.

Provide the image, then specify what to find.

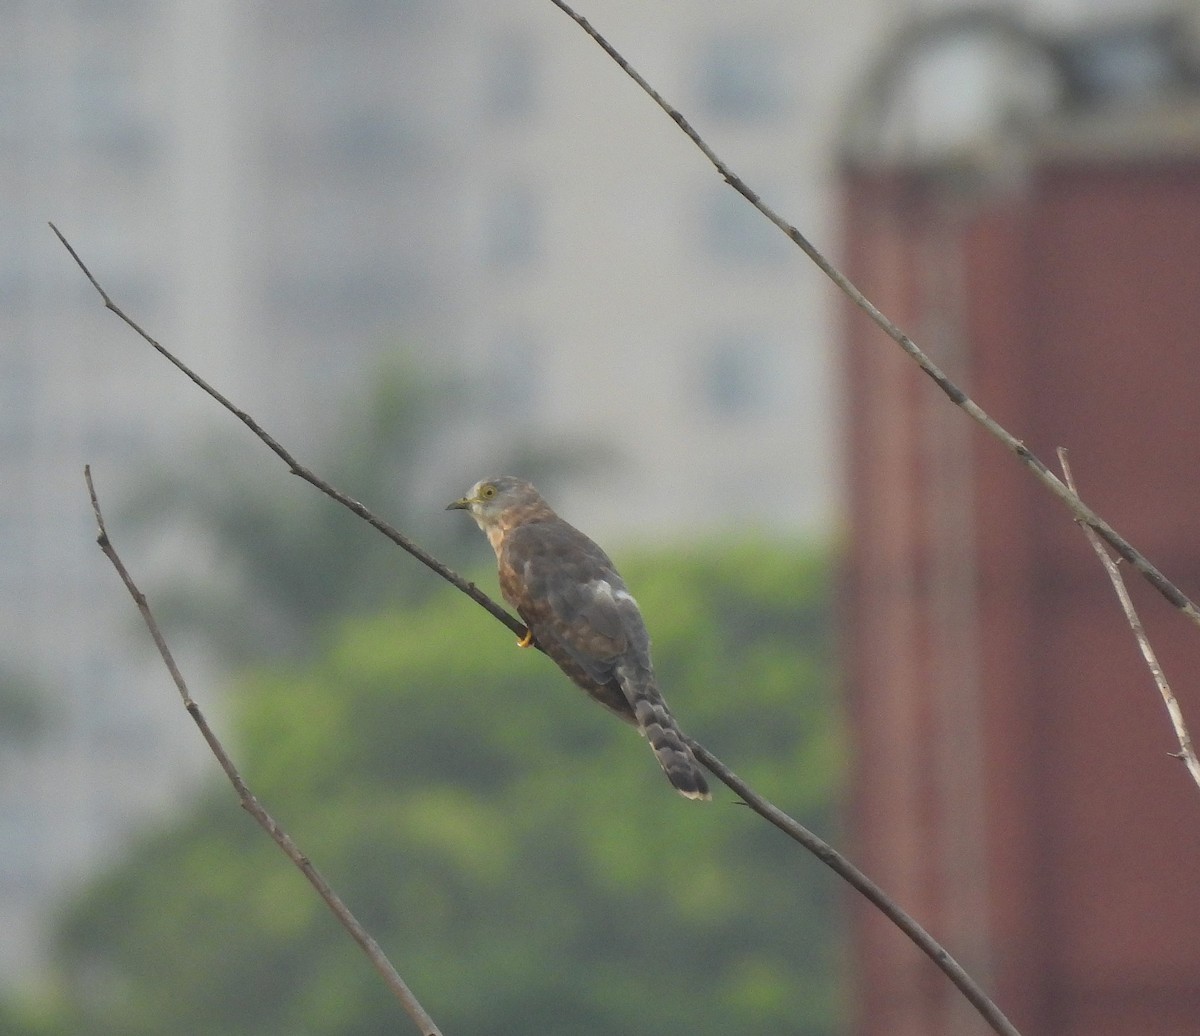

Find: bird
447;476;710;800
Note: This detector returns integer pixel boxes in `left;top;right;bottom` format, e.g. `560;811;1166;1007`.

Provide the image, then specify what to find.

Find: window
701;187;790;264
487;329;541;415
70;60;156;161
0;531;26;601
698;33;787;119
0;67;22;147
265;263;418;332
0;254;31;314
698;332;776;418
0;352;34;453
483;33;537;120
0;790;44;885
324;108;421;165
484;182;539;268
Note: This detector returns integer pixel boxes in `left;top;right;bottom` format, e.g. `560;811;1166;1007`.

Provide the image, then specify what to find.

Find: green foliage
47;543;842;1035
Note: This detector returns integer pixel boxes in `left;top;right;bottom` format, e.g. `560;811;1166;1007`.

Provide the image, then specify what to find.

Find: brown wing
498;518;647;719
499;516;710;799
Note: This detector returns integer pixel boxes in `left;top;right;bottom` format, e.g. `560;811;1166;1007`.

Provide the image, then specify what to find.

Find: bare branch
60;228;1020;1036
1057;449;1200;793
544;0;1200;632
84;466;444;1036
51;222;520;643
687;742;1023;1036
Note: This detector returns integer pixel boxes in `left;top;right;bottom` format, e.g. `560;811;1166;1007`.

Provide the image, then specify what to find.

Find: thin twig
84;466;443;1036
544;0;1200;632
686;742;1022;1036
51;222;520;644
59;228;1019;1036
1058;449;1200;793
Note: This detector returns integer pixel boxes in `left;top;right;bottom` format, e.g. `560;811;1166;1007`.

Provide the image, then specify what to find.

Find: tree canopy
43;542;842;1035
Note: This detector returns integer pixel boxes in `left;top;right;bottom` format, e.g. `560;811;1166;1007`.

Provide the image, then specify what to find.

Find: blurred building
0;0;871;989
841;10;1200;1035
1;0;1188;1006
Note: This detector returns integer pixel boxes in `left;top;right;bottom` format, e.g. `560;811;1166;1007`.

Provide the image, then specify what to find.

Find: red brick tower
840;12;1200;1036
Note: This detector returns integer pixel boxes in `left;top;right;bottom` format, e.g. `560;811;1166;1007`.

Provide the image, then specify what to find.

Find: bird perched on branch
447;476;710;800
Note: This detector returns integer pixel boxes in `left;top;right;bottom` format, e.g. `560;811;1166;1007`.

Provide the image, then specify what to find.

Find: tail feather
618;667;710;801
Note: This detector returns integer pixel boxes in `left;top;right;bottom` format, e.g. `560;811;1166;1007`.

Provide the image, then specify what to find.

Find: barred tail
618;667;710;801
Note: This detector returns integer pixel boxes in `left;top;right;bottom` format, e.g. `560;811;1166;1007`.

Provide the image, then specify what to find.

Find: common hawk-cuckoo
447;476;710;800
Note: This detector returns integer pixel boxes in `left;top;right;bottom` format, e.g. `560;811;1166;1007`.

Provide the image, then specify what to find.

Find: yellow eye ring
480;485;497;499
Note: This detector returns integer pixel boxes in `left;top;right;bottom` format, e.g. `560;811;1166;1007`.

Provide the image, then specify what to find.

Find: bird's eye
480;485;497;499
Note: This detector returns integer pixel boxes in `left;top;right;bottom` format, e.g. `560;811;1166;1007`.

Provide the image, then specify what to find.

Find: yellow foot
516;628;534;648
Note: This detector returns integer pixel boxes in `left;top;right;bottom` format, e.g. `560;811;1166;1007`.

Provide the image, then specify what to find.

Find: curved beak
446;495;472;511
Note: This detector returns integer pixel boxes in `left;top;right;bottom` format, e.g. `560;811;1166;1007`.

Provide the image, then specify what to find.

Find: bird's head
446;476;545;530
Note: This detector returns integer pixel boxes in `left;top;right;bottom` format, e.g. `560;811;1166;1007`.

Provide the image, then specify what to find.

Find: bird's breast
484;523;507;557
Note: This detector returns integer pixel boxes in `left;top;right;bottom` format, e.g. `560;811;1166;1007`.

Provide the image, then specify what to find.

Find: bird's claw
517;628;534;648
